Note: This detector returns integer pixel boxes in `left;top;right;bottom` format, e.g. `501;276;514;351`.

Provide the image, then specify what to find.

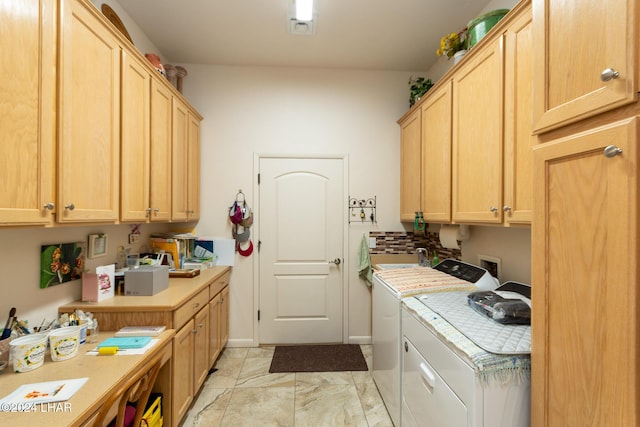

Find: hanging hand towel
357;233;373;286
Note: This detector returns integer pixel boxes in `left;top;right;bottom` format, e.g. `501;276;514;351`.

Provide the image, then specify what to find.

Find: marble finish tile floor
181;345;394;427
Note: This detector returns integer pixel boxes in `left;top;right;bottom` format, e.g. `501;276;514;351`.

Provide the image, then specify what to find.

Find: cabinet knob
153;207;160;214
489;206;498;213
600;68;620;82
603;145;623;158
43;202;55;211
145;207;152;217
64;203;75;211
503;205;512;212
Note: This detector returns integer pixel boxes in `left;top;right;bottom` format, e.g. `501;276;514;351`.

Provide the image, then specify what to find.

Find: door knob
329;258;341;265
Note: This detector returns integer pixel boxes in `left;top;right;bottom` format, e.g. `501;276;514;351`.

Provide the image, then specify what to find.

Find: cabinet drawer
209;271;231;300
174;288;208;330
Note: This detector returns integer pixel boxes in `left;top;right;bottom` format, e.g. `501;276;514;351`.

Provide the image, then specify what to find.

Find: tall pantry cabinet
0;0;56;225
531;0;639;425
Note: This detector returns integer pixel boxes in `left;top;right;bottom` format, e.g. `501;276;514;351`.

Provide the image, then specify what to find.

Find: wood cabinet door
193;305;209;392
58;0;120;222
149;78;173;222
532;0;637;133
421;81;452;223
0;0;55;225
172;320;194;424
220;286;230;348
187;112;201;220
503;7;533;225
399;108;422;222
532;118;638;426
120;51;150;222
209;293;221;368
171;98;189;221
452;37;503;224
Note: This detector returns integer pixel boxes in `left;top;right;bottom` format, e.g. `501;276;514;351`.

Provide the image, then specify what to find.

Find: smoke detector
288;18;315;35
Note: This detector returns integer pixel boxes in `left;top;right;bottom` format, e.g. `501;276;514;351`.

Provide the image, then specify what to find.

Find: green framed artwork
40;243;84;288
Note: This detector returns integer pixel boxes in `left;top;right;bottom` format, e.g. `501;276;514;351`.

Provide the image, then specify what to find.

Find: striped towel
375;267;477;296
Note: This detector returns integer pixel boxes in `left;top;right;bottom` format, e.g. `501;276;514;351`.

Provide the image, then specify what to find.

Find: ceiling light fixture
295;0;314;21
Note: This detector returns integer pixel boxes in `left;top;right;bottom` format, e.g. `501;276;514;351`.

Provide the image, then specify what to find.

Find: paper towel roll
439;225;461;249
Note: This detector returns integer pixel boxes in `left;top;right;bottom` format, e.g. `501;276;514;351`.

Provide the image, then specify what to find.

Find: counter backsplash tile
369;231;461;260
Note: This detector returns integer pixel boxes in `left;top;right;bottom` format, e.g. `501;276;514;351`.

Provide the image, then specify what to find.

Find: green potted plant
408;76;434;107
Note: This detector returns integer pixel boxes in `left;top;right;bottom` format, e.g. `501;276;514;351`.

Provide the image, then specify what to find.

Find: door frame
252;153;350;345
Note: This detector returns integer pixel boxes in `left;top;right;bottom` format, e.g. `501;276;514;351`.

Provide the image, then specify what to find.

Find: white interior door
258;156;345;344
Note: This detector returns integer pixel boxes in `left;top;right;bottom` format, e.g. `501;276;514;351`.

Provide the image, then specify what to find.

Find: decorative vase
453;49;467;65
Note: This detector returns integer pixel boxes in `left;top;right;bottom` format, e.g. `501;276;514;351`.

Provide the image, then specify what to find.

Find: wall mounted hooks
349;196;377;224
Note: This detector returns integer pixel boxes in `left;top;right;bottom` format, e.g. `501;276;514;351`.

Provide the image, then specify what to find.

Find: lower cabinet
58;268;231;427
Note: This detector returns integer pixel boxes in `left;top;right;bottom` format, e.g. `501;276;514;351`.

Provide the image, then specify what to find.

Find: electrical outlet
477;254;501;281
129;233;140;244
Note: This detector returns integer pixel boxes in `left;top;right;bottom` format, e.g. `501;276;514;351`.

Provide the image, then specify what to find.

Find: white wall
180;64;417;346
0;223;171;328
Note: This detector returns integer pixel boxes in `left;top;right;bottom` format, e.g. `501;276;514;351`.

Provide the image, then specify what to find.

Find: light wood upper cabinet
398;108;422;222
120;51;151;222
149;79;173;222
452;37;504;224
532;0;637;133
58;0;120;223
421;82;452;223
0;0;56;225
187;112;201;220
503;7;534;225
531;117;639;426
171;99;189;221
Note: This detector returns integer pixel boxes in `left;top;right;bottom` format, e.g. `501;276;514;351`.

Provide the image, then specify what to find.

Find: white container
49;326;81;361
9;334;48;372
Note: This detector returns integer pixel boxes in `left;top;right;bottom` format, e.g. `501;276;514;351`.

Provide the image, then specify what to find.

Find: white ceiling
116;0;492;71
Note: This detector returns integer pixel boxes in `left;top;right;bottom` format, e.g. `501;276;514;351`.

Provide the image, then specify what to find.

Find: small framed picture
88;234;108;259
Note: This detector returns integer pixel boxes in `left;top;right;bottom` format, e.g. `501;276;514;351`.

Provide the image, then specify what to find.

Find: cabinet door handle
503;205;512;212
600;68;620;82
489;206;498;213
64;203;75;211
43;202;55;211
603;145;623;158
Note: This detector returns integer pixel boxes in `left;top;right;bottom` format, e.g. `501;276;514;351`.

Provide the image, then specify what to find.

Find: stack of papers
97;336;152;349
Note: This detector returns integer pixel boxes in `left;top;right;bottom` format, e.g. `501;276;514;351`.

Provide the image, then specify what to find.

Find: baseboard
226;338;258;348
348;336;372;345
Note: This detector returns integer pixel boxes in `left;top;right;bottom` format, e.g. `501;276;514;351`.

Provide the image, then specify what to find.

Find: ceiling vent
288;18;315;36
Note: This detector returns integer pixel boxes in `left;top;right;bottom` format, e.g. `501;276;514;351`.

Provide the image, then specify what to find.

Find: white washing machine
372;260;497;426
401;295;530;426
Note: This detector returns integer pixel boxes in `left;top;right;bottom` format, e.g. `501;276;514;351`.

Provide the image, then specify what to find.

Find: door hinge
258;240;261;252
257;173;260;184
257;310;260;321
